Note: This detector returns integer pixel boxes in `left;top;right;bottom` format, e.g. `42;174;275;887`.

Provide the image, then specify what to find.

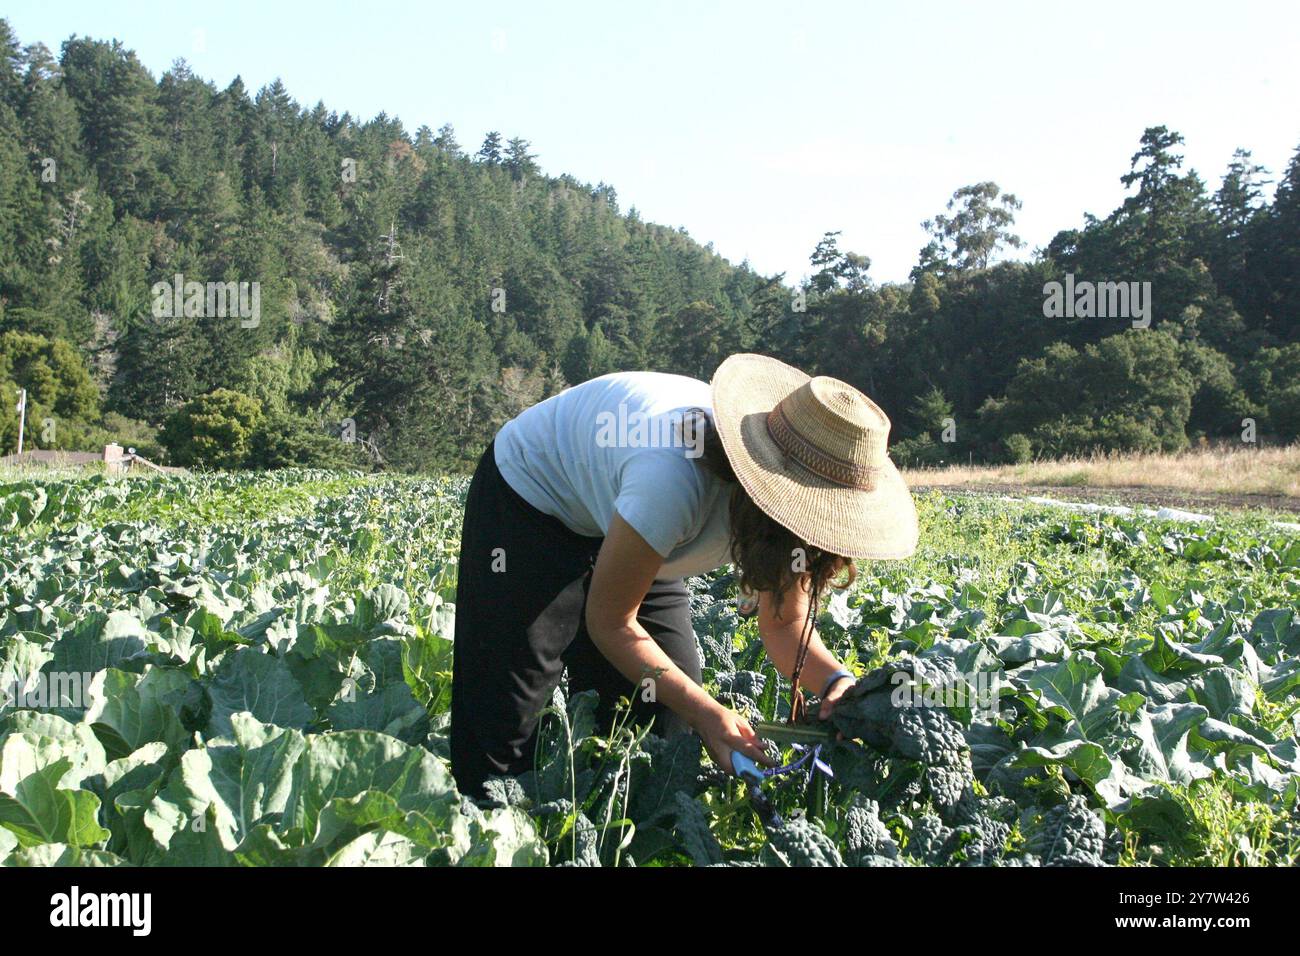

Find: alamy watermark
151;273;261;328
890;669;1007;719
2;671;96;709
594;404;705;458
49;886;151;936
1042;273;1151;329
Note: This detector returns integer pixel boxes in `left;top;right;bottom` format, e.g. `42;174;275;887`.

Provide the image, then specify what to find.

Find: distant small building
0;444;184;475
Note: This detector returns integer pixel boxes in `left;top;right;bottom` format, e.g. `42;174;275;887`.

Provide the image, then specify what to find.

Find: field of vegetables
1;469;1298;867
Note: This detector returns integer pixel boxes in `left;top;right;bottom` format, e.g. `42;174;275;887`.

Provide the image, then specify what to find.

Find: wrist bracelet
821;668;854;698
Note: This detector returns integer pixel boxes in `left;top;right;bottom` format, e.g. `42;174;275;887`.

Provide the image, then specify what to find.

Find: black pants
449;438;702;797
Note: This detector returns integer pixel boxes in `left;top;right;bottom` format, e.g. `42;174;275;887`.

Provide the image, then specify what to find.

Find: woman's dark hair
683;408;856;718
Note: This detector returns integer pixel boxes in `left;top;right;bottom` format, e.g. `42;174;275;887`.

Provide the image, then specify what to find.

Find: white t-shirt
493;371;734;579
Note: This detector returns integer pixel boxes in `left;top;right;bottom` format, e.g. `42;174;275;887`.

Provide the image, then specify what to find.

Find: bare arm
584;512;770;768
756;582;853;718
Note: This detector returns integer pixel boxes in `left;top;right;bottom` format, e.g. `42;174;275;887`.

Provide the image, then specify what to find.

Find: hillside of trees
1;20;1298;472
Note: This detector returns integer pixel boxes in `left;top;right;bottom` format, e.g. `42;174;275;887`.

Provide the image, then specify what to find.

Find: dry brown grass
901;443;1300;498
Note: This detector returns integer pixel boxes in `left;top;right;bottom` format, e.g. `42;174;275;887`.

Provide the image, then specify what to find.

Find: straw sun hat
710;353;919;560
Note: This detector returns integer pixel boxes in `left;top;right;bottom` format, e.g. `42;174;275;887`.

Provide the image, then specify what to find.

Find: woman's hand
818;674;852;720
693;702;772;774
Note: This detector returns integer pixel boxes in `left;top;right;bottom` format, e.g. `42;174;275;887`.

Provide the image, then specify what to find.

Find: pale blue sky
8;0;1300;283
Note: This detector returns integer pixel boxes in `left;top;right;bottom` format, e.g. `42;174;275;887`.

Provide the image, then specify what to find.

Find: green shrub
891;432;944;467
1002;433;1033;463
249;411;366;469
161;389;264;468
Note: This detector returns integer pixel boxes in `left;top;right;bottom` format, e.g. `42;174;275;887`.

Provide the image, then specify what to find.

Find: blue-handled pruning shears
730;751;764;784
730;750;782;826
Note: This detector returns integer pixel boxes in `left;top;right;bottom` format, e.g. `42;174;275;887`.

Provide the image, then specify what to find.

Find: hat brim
710;354;919;560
